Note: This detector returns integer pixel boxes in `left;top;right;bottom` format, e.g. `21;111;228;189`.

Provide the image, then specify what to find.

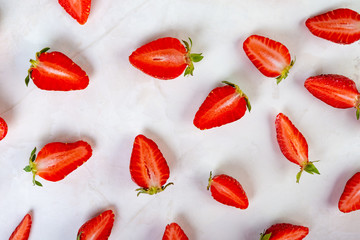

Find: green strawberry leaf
190;53;203;62
25;75;30;87
304;162;320;175
24;165;31;172
34;180;43;187
260;233;272;240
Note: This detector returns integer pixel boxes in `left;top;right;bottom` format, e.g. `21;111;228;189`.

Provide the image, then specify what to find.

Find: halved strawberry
129;37;203;80
25;48;89;91
0;117;8;141
275;113;319;183
207;171;249;209
58;0;91;25
338;172;360;213
162;222;189;240
305;8;360;44
9;214;32;240
193;81;251;130
260;223;309;240
77;210;115;240
243;35;294;84
24;141;92;186
130;134;173;196
304;74;360;119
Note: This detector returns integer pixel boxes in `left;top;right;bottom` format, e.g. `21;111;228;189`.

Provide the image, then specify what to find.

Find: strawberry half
77;210;115;240
130;134;173;196
0;117;8;141
338;172;360;213
207;171;249;209
275;113;319;183
305;8;360;44
25;48;89;91
193;81;251;130
24;141;92;186
260;223;309;240
162;222;189;240
58;0;91;25
9;214;32;240
304;74;360;119
243;35;294;84
129;37;203;80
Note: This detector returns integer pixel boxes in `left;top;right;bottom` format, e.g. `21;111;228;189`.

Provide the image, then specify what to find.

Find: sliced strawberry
23;141;92;186
260;223;309;240
77;210;115;240
58;0;91;25
305;8;360;44
193;81;251;130
0;117;8;141
304;74;360;119
338;172;360;213
130;134;173;196
9;214;32;240
129;37;203;80
243;35;294;84
162;222;189;240
275;113;319;183
207;172;249;209
25;48;89;91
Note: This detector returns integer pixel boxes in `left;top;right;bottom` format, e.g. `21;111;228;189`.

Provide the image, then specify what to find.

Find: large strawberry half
305;8;360;44
130;134;173;196
77;210;115;240
58;0;91;25
162;222;189;240
275;113;319;183
260;223;309;240
25;48;89;91
0;117;8;141
129;37;203;80
193;81;251;130
243;35;294;84
24;141;92;186
338;172;360;213
9;214;32;240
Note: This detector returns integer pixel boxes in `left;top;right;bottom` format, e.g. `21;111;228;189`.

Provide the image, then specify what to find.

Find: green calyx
182;38;203;77
296;161;320;183
207;171;214;190
25;47;50;87
136;182;173;196
23;147;43;187
276;58;295;84
222;81;251;112
259;233;272;240
77;232;82;240
355;96;360;120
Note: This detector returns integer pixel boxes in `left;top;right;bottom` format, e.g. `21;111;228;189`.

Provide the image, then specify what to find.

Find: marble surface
1;0;360;239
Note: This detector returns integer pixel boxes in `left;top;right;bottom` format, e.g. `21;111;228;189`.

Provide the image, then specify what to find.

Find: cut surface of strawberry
207;172;249;209
9;214;32;240
243;35;294;84
260;223;309;240
58;0;91;25
129;37;203;80
275;113;319;183
25;48;89;91
0;117;8;141
338;172;360;213
24;141;92;186
130;134;173;196
162;222;189;240
193;81;251;130
77;210;115;240
305;8;360;44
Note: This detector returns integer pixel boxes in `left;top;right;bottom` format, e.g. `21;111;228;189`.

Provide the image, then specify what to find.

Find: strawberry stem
183;38;203;77
296;161;320;183
136;182;174;196
207;171;213;190
222;81;251;112
24;147;43;187
276;58;295;84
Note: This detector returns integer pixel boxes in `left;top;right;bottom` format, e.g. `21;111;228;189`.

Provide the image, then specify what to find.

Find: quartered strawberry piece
260;223;309;240
25;48;89;91
193;81;251;130
24;141;92;186
77;210;115;240
207;172;249;209
9;214;32;240
0;117;8;141
305;8;360;44
162;222;189;240
243;35;294;84
130;134;173;196
129;37;203;80
275;113;319;183
304;74;360;119
58;0;91;25
338;172;360;213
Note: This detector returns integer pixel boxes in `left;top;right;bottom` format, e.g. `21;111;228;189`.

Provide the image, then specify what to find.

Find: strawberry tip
135;182;174;196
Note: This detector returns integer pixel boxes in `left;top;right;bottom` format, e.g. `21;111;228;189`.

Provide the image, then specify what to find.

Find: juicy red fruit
338;172;360;213
260;223;309;240
162;223;189;240
0;117;8;141
58;0;91;25
77;210;115;240
9;214;32;240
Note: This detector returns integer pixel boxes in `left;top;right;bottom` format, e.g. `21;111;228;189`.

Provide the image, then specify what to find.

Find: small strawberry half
129;37;203;80
207;171;249;209
58;0;91;25
25;48;89;91
162;222;189;240
130;134;173;196
0;117;8;141
305;8;360;44
243;35;294;84
338;172;360;213
275;113;319;183
193;81;251;130
304;74;360;119
260;223;309;240
9;214;32;240
77;210;115;240
24;141;92;186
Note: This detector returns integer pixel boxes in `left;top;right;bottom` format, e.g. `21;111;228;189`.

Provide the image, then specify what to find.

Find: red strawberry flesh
77;210;115;240
261;223;309;240
162;222;189;240
58;0;91;25
338;172;360;213
9;214;32;240
0;117;8;141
